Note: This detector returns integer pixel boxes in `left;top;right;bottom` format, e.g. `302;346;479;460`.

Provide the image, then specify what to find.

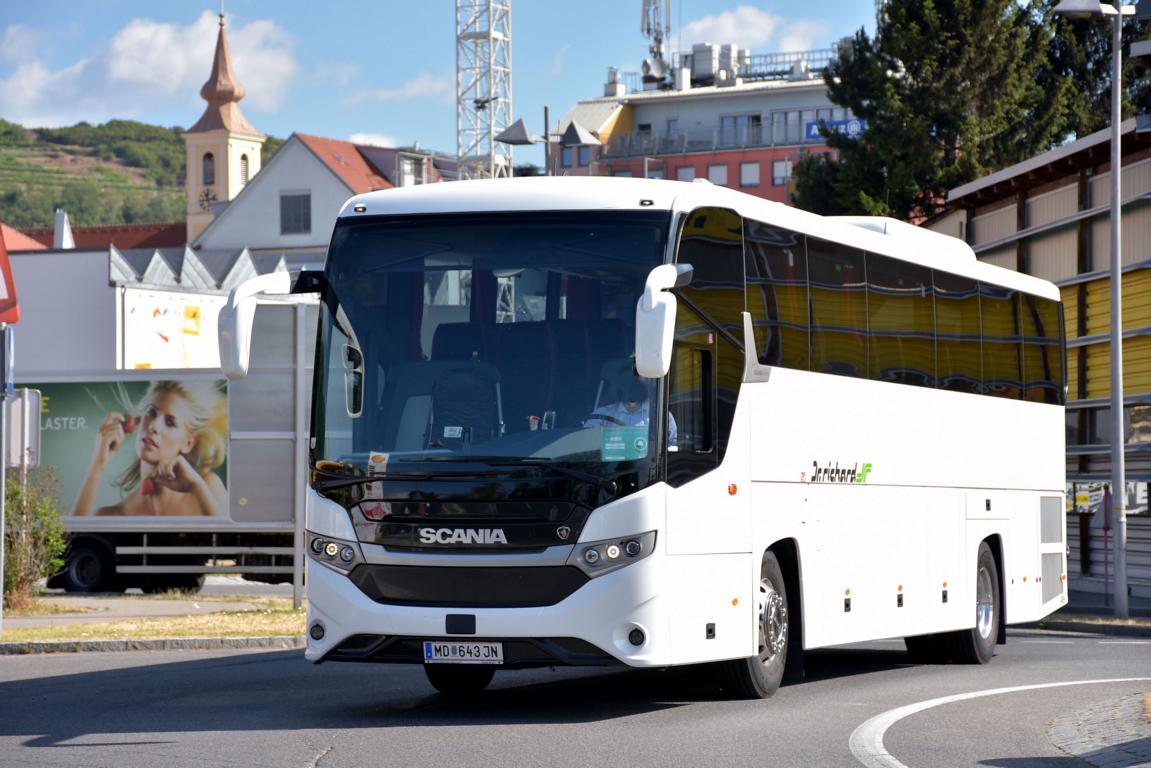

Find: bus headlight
306;532;363;574
568;531;657;578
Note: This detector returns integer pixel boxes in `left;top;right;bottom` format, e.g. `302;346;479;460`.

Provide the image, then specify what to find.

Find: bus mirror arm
635;264;692;378
219;271;292;380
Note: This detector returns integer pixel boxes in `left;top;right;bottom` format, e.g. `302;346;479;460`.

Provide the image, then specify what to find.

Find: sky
0;1;876;167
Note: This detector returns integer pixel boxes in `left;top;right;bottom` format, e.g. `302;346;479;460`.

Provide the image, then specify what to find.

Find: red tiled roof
1;223;46;250
23;221;187;250
296;133;393;194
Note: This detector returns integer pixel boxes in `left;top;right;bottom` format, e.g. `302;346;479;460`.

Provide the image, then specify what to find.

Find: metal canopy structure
456;0;512;179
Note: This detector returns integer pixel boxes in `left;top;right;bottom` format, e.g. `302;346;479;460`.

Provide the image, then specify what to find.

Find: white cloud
777;20;831;53
678;6;781;51
675;5;831;54
344;72;453;106
0;11;296;128
550;44;571;76
0;25;44;65
349;131;400;147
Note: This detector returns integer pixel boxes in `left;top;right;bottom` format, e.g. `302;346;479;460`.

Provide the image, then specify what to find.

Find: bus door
664;206;751;555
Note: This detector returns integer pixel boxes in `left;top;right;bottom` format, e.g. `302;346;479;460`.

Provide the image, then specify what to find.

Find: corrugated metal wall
1066;514;1151;591
1029;228;1077;282
971;204;1015;247
1026;185;1077;228
980;246;1015;270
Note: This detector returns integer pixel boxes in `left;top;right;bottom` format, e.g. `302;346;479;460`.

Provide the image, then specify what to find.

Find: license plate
422;640;504;665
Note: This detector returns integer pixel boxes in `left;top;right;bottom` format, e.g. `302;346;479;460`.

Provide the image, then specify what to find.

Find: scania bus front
292;193;684;692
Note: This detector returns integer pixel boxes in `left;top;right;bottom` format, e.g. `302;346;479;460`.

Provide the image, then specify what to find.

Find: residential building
552;46;858;204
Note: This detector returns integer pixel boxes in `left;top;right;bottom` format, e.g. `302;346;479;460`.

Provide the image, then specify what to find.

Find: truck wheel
719;552;788;699
424;665;495;695
63;541;116;593
950;542;1000;664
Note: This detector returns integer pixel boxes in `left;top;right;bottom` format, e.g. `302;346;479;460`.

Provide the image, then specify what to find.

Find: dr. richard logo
809;460;872;484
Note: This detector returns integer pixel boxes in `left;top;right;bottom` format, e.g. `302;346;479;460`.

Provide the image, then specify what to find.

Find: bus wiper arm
313;469;506;491
486;460;618;495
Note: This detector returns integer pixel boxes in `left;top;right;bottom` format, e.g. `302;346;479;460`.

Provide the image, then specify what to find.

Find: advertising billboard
34;379;229;520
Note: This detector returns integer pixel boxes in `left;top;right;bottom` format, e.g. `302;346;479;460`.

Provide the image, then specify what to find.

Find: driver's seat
593;358;637;411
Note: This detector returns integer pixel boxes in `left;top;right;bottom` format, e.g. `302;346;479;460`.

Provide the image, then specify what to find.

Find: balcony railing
601;124;824;159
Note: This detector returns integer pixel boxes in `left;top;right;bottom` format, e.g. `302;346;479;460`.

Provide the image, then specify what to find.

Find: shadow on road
0;644;923;746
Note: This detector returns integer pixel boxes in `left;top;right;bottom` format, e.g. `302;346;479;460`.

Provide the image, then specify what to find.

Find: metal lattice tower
456;0;512;179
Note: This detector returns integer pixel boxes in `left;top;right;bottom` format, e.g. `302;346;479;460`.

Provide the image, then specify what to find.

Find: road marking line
1098;640;1151;645
848;677;1151;768
1019;640;1074;644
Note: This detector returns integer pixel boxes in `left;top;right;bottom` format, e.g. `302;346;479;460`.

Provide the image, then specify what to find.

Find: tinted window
867;254;935;387
980;283;1022;399
667;305;715;488
809;237;867;378
1021;294;1065;404
676;207;745;342
934;271;981;395
745;220;809;370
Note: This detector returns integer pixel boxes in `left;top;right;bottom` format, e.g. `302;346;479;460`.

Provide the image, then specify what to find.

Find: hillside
0;119;284;230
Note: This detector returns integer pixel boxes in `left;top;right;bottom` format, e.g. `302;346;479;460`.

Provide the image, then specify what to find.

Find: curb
0;635;305;655
1023;620;1151;638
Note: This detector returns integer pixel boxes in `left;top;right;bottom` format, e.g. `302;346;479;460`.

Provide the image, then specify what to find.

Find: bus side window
666;310;715;488
866;253;935;387
809;237;867;378
980;283;1022;399
745;220;809;371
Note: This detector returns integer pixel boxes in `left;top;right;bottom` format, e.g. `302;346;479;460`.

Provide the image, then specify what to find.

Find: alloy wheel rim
758;577;787;664
976;566;994;639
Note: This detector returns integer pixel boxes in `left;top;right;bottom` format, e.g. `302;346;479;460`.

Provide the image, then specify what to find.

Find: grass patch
1;598;305;643
5;600;100;617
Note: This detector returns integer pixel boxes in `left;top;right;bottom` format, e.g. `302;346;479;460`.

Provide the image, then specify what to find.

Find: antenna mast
456;0;512;179
641;0;671;87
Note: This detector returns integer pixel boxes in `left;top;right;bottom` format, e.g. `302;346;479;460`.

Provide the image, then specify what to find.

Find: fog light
624;539;642;557
584;548;600;565
324;542;340;558
310;622;326;640
310;538;325;554
628;628;645;646
340;546;354;563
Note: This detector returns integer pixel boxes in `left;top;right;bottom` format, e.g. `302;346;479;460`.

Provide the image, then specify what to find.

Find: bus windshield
312;210;671;487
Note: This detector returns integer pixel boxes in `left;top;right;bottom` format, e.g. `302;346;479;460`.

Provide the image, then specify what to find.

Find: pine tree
796;0;1073;220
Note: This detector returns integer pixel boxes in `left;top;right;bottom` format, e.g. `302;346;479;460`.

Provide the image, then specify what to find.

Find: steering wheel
584;412;627;426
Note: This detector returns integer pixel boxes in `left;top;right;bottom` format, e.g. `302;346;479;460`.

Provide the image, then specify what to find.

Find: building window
240;154;249;186
720;114;761;146
647;168;665;180
772;159;792;186
561;147;573;167
614;170;633;177
707;164;728;186
676;166;695;182
202;153;215;186
578;146;590;166
740;161;760;187
666;118;679;140
280;192;311;235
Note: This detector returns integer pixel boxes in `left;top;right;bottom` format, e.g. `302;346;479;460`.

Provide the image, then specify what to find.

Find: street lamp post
1053;0;1151;618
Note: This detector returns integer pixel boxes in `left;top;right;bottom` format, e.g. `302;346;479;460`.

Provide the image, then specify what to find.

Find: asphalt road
0;629;1147;768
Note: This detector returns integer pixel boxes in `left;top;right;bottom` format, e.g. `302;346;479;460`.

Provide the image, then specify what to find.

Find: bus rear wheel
720;552;788;699
424;665;495;695
950;541;1000;664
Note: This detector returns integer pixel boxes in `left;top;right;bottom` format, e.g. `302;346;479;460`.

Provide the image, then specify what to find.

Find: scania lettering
222;177;1067;698
419;528;509;545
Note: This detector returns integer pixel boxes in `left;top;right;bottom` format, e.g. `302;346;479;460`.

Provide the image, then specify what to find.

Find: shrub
3;467;67;611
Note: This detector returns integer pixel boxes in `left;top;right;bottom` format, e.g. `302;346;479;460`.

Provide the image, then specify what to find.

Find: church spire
187;11;261;136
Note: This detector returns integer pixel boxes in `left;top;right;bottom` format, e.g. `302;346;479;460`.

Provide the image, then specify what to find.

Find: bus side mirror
635;264;693;378
219;271;292;380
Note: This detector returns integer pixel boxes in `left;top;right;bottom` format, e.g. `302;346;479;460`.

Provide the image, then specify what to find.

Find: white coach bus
221;177;1067;698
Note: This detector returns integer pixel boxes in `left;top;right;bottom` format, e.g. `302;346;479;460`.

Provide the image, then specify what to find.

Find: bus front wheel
950;541;1000;664
720;552;788;699
424;664;495;695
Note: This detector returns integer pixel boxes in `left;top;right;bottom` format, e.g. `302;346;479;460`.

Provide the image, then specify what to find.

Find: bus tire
63;540;116;593
720;552;788;699
424;665;495;695
903;633;952;664
950;541;1000;664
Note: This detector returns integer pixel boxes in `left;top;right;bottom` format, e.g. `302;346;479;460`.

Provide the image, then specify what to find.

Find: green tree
3;468;67;611
796;0;1073;220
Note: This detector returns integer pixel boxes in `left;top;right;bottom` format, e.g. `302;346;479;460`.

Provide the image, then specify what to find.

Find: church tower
184;12;265;241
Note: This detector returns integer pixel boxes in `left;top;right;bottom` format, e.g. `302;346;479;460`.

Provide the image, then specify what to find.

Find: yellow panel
1060;286;1079;340
1084;338;1151;398
1083;270;1151;334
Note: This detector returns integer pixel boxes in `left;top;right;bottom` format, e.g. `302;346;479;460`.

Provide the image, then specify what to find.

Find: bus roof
339;177;1059;301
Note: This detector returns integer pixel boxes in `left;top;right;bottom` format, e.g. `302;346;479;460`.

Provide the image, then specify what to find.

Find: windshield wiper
483;459;618;495
312;468;506;492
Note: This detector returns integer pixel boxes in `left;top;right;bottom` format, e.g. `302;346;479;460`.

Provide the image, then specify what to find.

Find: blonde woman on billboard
73;380;228;516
